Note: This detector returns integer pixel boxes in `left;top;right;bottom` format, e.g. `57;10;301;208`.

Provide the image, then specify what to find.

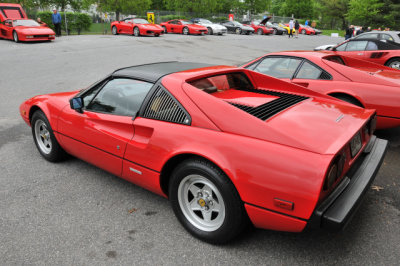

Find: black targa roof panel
112;62;214;83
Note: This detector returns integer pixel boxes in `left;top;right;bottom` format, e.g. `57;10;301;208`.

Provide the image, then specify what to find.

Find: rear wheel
13;31;19;42
31;110;67;162
385;58;400;70
133;27;140;37
273;28;277;35
182;27;189;35
302;29;306;34
112;26;118;35
235;27;242;34
257;29;263;35
207;27;213;35
169;159;247;244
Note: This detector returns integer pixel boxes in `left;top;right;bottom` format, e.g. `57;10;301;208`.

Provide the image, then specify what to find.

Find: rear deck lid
0;4;27;21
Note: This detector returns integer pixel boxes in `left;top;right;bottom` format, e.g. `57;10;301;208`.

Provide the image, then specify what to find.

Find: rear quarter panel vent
142;86;191;125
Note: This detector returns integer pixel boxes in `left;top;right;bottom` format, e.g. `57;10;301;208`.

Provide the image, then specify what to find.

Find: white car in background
190;18;227;35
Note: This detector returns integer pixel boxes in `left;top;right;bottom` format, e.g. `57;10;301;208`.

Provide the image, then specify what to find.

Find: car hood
16;26;55;34
204;23;226;30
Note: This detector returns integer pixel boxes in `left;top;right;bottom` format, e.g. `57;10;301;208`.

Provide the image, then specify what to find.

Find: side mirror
70;97;83;113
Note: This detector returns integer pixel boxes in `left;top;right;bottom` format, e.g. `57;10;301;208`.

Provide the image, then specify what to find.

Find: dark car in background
220;21;254;35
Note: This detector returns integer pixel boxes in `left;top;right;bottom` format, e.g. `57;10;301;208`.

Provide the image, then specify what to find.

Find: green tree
317;0;349;29
280;0;315;18
346;0;383;27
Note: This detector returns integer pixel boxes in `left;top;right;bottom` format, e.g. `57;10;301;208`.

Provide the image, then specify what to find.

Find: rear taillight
323;153;345;191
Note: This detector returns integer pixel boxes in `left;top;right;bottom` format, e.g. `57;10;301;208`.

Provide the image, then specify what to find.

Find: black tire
31;110;67;162
301;29;306;34
182;27;189;35
112;26;118;35
235;27;242;35
207;27;213;35
169;159;248;244
13;31;19;43
385;57;400;70
133;26;140;37
273;28;277;35
333;94;363;107
257;28;263;35
162;26;167;34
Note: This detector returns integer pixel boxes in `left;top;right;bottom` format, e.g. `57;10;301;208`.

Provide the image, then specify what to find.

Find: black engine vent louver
229;88;309;121
142;86;191;125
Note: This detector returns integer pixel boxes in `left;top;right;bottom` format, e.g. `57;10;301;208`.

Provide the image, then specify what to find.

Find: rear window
188;72;254;93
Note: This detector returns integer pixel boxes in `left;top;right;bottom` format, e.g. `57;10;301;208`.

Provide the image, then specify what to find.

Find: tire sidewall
13;31;18;42
169;159;246;244
134;27;139;36
183;27;189;35
257;29;263;35
112;26;117;35
207;27;212;35
31;111;65;162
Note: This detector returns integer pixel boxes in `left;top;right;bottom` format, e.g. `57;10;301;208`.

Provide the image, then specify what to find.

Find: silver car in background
191;18;227;35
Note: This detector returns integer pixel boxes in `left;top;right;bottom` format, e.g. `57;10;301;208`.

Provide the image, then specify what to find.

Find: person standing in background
52;9;62;37
294;20;300;38
305;19;309;26
288;18;294;38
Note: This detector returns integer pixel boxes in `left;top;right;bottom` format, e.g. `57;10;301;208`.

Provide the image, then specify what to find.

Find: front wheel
182;27;189;35
31;111;67;162
257;29;263;35
13;31;19;42
133;27;140;37
112;26;118;35
235;27;242;34
301;29;306;34
273;28;277;35
385;58;400;70
169;159;248;244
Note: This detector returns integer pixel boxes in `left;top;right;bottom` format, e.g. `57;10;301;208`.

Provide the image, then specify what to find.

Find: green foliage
346;0;383;27
36;11;91;34
159;14;187;22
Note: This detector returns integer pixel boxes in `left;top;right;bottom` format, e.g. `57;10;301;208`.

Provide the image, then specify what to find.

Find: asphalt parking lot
1;33;399;265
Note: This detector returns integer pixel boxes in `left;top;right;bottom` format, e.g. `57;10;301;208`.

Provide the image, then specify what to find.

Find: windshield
199;19;212;24
133;19;149;24
13;19;40;27
232;21;243;26
181;20;193;25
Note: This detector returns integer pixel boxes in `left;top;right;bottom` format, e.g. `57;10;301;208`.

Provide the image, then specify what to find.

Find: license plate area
350;132;362;158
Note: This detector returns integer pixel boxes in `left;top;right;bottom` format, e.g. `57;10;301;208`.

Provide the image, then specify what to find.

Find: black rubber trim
308;136;388;231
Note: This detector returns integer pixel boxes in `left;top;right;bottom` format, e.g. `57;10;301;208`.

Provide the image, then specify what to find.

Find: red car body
243;20;274;35
20;62;387;243
111;18;164;37
330;38;400;69
284;24;315;35
160;20;208;35
0;3;55;42
242;51;400;129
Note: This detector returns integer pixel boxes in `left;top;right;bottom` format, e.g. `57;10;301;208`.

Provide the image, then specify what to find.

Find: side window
169;20;176;24
86;78;153;116
296;61;331;80
345;41;368;51
366;41;378;50
335;43;347;51
254;57;302;78
382;34;394;41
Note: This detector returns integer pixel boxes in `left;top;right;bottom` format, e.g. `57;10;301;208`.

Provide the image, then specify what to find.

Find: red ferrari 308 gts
242;51;400;129
160;20;208;35
111;18;164;37
0;3;55;42
242;18;274;35
20;62;387;243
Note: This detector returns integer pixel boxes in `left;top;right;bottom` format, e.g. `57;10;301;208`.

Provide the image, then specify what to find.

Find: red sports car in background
0;3;55;42
315;38;400;69
299;24;316;35
242;51;400;129
160;20;208;35
242;18;274;35
20;62;387;243
111;18;164;37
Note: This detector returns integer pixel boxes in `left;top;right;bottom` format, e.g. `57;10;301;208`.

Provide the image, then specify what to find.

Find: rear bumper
308;136;388;231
